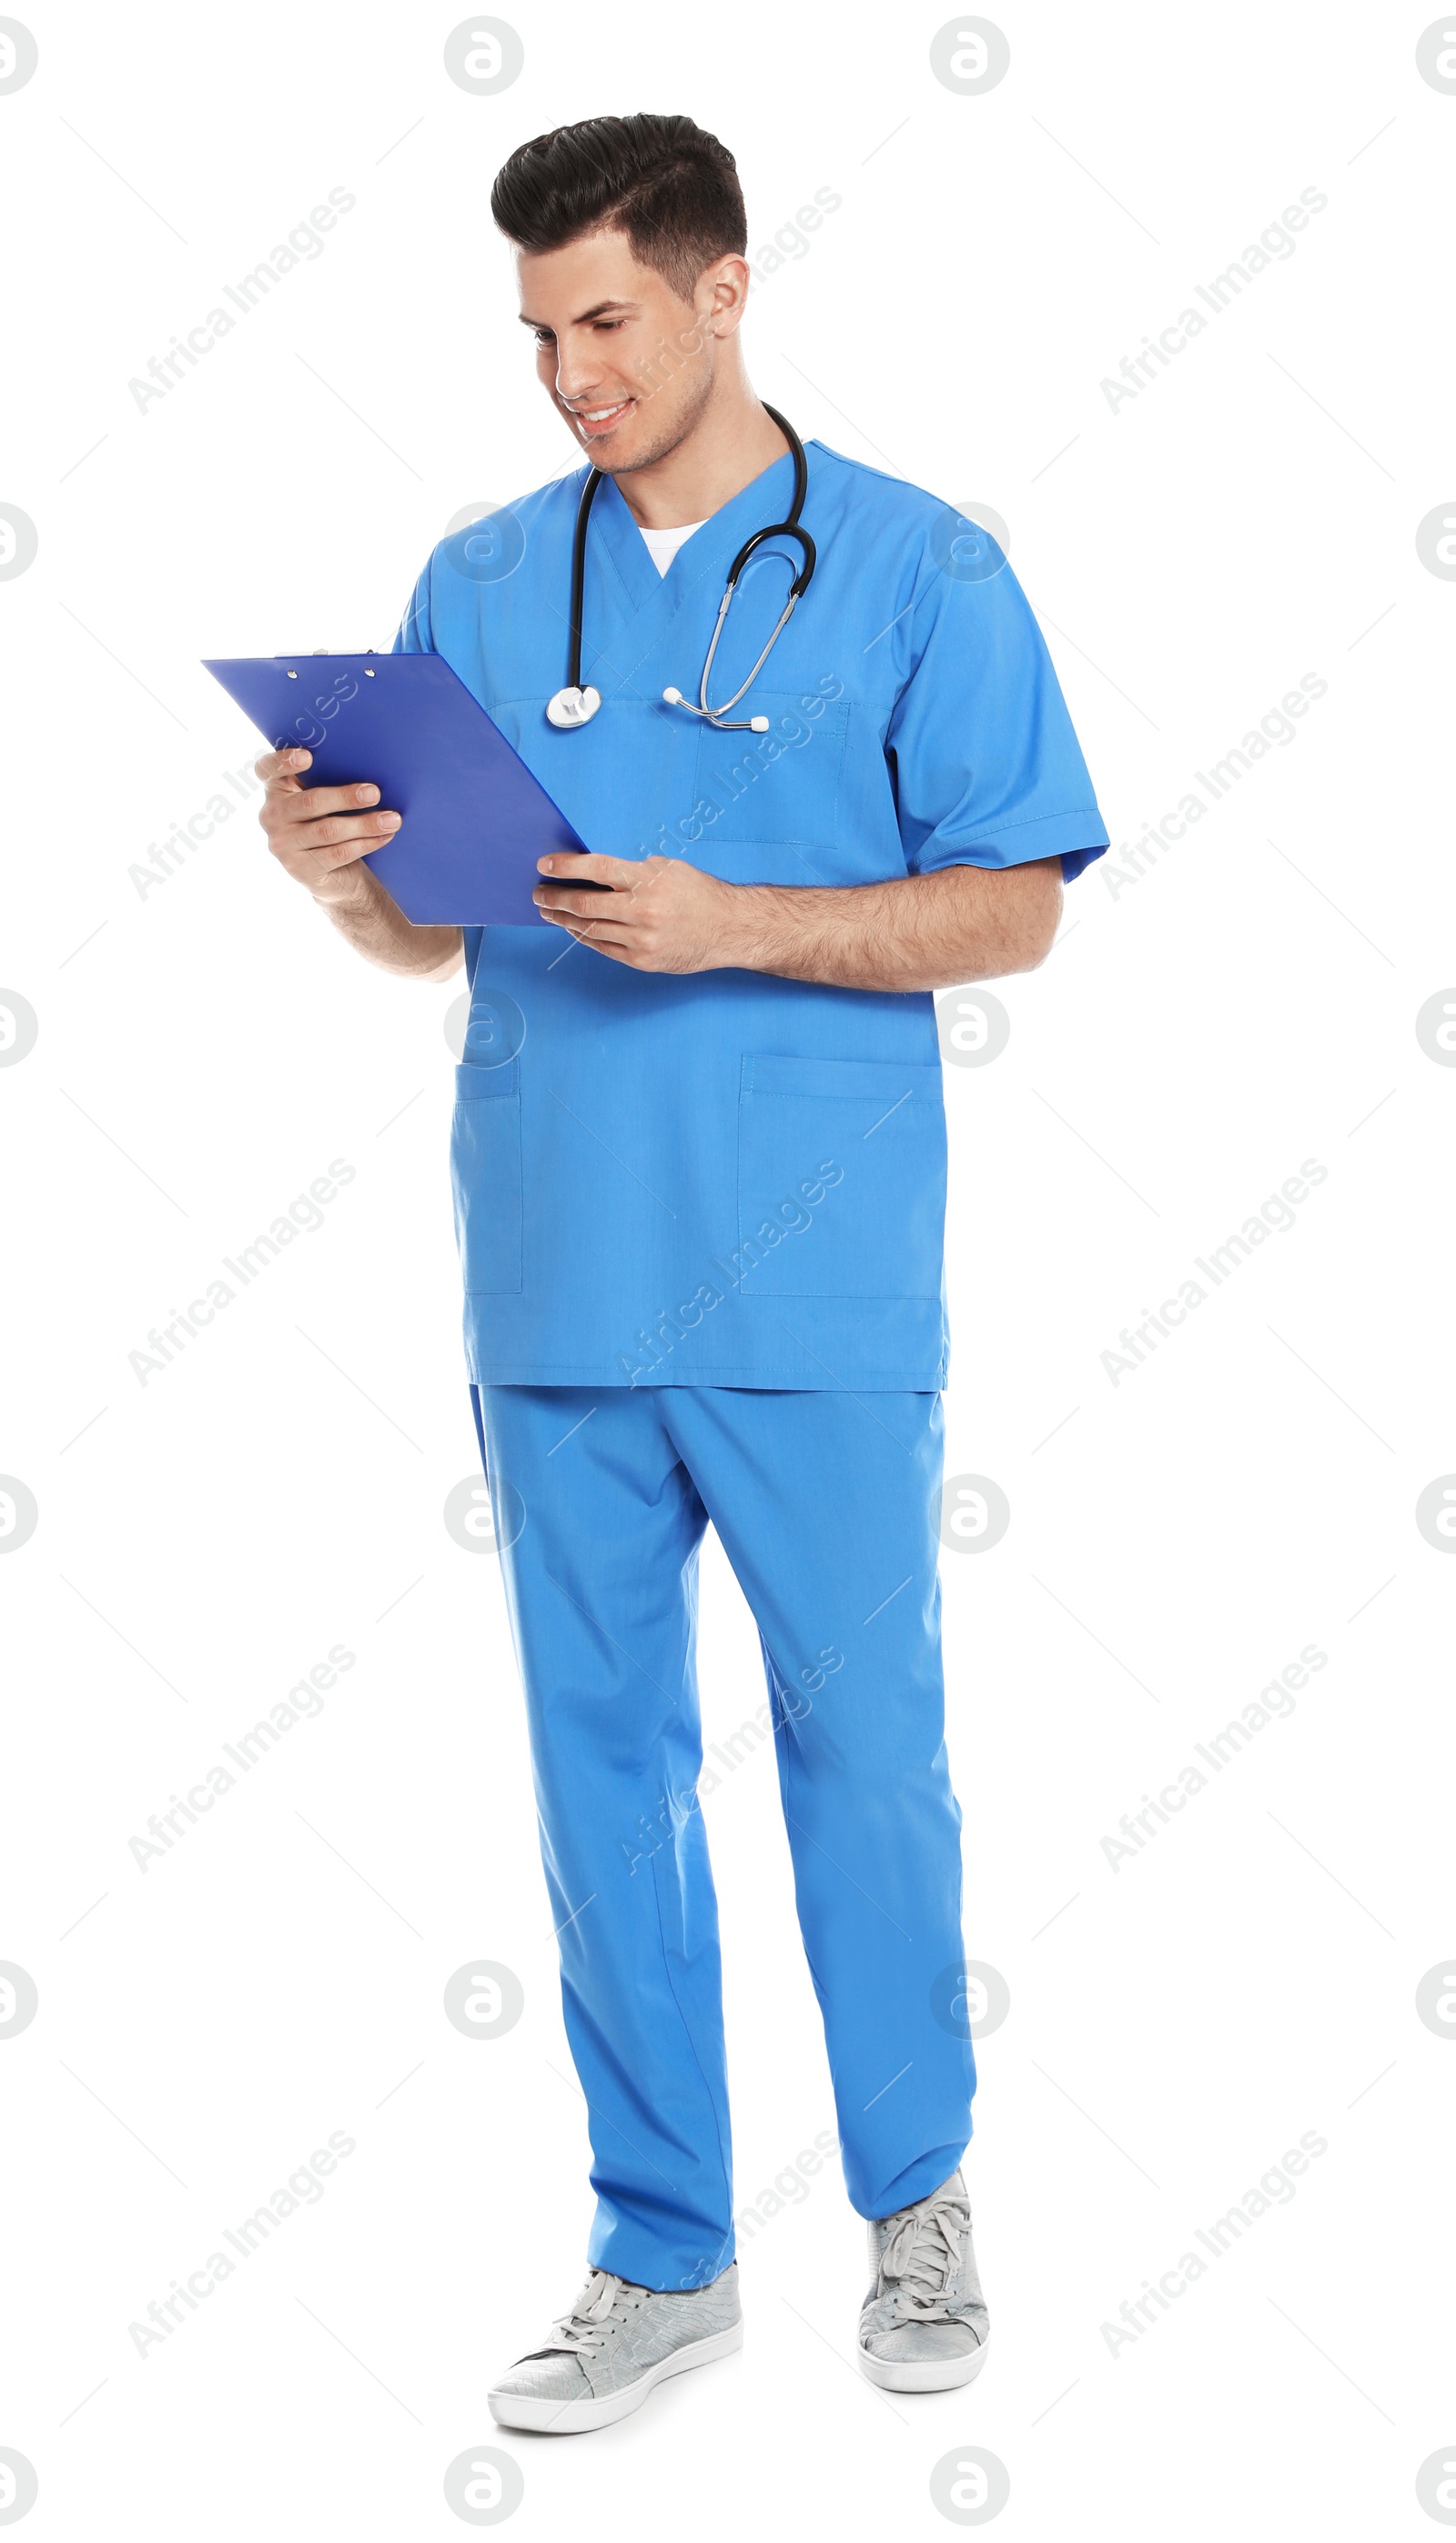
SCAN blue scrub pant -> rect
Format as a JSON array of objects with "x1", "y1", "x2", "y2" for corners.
[{"x1": 470, "y1": 1382, "x2": 975, "y2": 2293}]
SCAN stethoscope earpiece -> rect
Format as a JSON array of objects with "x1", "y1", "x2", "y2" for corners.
[
  {"x1": 551, "y1": 406, "x2": 813, "y2": 735},
  {"x1": 663, "y1": 685, "x2": 768, "y2": 734}
]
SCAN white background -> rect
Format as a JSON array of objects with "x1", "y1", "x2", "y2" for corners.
[{"x1": 3, "y1": 1, "x2": 1454, "y2": 2534}]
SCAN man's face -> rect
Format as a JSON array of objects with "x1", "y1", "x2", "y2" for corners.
[{"x1": 517, "y1": 228, "x2": 729, "y2": 475}]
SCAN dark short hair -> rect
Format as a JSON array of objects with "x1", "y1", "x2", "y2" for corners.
[{"x1": 490, "y1": 114, "x2": 746, "y2": 299}]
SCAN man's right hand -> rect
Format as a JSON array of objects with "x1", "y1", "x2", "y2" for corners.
[
  {"x1": 256, "y1": 747, "x2": 400, "y2": 905},
  {"x1": 254, "y1": 745, "x2": 461, "y2": 979}
]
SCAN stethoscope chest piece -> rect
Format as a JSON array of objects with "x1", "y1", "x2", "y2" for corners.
[{"x1": 546, "y1": 684, "x2": 601, "y2": 730}]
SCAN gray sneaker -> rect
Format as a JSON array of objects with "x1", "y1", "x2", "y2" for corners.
[
  {"x1": 488, "y1": 2262, "x2": 743, "y2": 2434},
  {"x1": 858, "y1": 2169, "x2": 989, "y2": 2391}
]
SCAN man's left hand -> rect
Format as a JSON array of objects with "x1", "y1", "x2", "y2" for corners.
[
  {"x1": 534, "y1": 853, "x2": 736, "y2": 972},
  {"x1": 532, "y1": 848, "x2": 1062, "y2": 993}
]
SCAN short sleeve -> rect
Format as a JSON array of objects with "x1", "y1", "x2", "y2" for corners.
[
  {"x1": 391, "y1": 560, "x2": 435, "y2": 656},
  {"x1": 887, "y1": 540, "x2": 1109, "y2": 885}
]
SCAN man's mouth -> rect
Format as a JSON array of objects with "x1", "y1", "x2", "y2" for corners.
[{"x1": 567, "y1": 399, "x2": 633, "y2": 439}]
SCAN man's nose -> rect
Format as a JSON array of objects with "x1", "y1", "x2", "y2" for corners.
[{"x1": 553, "y1": 340, "x2": 602, "y2": 405}]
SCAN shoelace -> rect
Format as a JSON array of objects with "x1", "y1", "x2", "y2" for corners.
[
  {"x1": 543, "y1": 2268, "x2": 644, "y2": 2356},
  {"x1": 878, "y1": 2186, "x2": 971, "y2": 2320}
]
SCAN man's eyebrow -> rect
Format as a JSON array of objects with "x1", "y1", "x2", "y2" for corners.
[{"x1": 518, "y1": 299, "x2": 641, "y2": 329}]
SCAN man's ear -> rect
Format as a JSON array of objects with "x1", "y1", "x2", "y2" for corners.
[{"x1": 699, "y1": 254, "x2": 752, "y2": 338}]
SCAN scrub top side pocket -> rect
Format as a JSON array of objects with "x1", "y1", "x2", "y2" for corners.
[
  {"x1": 735, "y1": 1054, "x2": 945, "y2": 1300},
  {"x1": 450, "y1": 1059, "x2": 522, "y2": 1294}
]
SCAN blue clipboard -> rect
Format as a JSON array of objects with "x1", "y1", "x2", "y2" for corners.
[{"x1": 202, "y1": 651, "x2": 592, "y2": 925}]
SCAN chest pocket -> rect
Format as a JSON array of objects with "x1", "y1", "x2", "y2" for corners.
[{"x1": 693, "y1": 691, "x2": 847, "y2": 853}]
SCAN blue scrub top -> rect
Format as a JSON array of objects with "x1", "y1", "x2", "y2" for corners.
[{"x1": 394, "y1": 440, "x2": 1107, "y2": 1390}]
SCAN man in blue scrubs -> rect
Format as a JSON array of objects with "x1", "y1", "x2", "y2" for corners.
[{"x1": 258, "y1": 113, "x2": 1107, "y2": 2432}]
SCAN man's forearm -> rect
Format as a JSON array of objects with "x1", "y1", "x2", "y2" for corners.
[
  {"x1": 713, "y1": 859, "x2": 1063, "y2": 993},
  {"x1": 317, "y1": 866, "x2": 464, "y2": 980}
]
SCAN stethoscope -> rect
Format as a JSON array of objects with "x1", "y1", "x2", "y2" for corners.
[{"x1": 545, "y1": 404, "x2": 815, "y2": 734}]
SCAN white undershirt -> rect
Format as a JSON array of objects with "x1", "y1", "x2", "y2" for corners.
[{"x1": 638, "y1": 519, "x2": 706, "y2": 576}]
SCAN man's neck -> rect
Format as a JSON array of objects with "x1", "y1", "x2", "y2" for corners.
[{"x1": 612, "y1": 383, "x2": 788, "y2": 532}]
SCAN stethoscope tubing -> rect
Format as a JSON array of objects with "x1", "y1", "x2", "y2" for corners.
[{"x1": 558, "y1": 405, "x2": 813, "y2": 729}]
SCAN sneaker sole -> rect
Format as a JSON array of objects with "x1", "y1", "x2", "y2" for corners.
[
  {"x1": 858, "y1": 2335, "x2": 989, "y2": 2393},
  {"x1": 488, "y1": 2320, "x2": 743, "y2": 2435}
]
